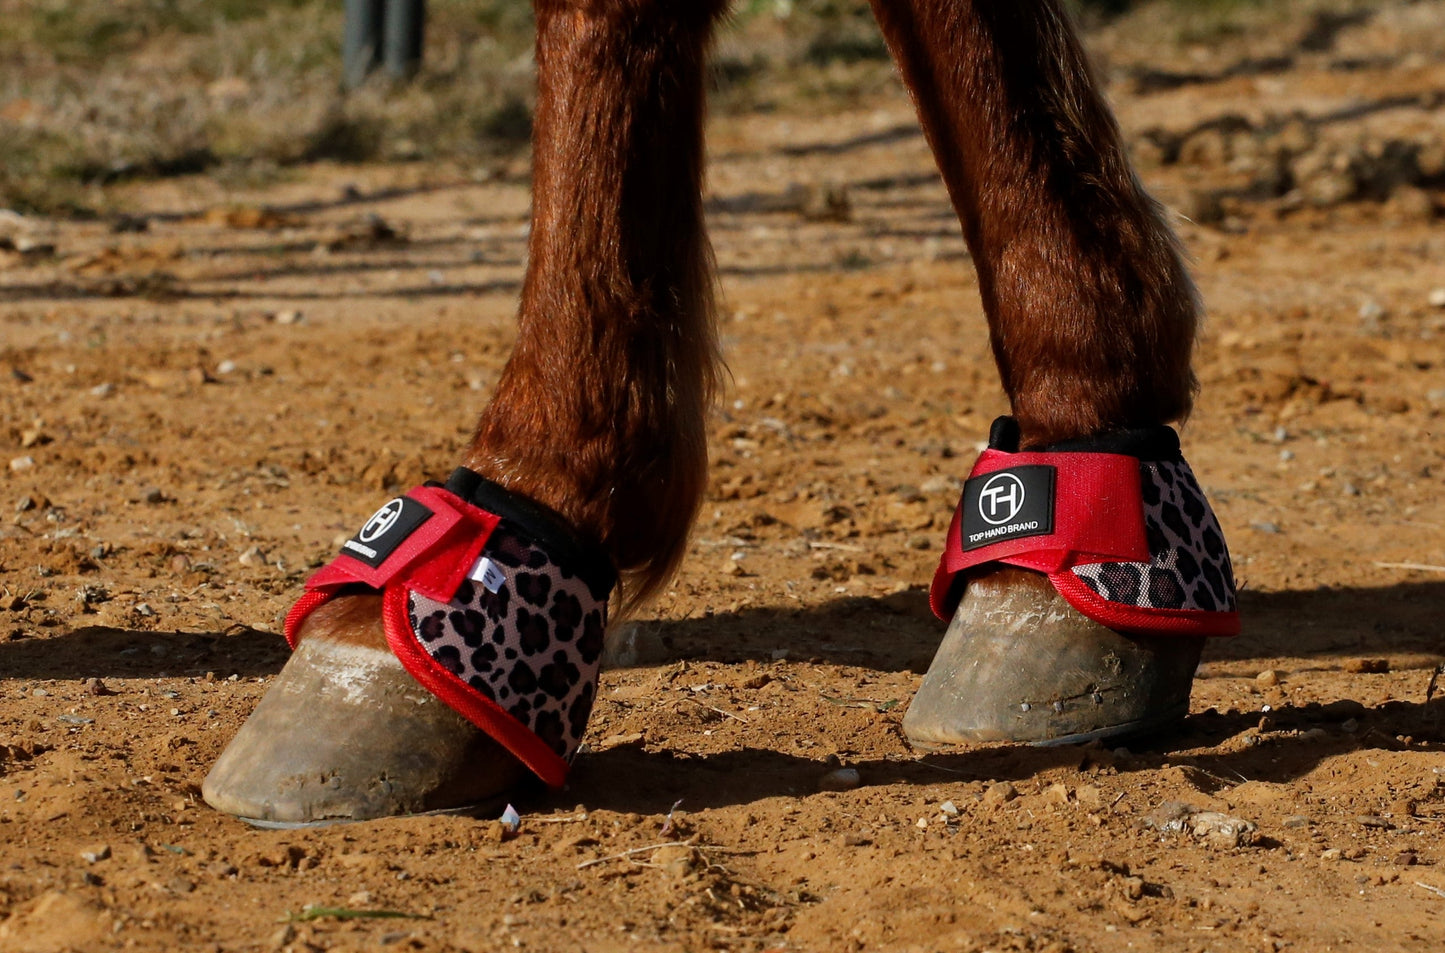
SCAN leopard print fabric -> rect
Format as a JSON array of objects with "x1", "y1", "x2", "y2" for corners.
[
  {"x1": 405, "y1": 526, "x2": 607, "y2": 761},
  {"x1": 1071, "y1": 460, "x2": 1236, "y2": 614}
]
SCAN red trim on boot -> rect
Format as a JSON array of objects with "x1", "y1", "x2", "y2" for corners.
[{"x1": 1049, "y1": 571, "x2": 1240, "y2": 638}]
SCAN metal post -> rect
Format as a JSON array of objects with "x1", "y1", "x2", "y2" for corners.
[
  {"x1": 382, "y1": 0, "x2": 427, "y2": 81},
  {"x1": 343, "y1": 0, "x2": 385, "y2": 90}
]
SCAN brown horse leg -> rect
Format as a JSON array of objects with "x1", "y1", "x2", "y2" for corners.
[
  {"x1": 868, "y1": 0, "x2": 1212, "y2": 744},
  {"x1": 204, "y1": 0, "x2": 727, "y2": 824}
]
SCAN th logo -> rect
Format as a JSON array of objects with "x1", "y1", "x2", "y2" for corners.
[
  {"x1": 977, "y1": 473, "x2": 1026, "y2": 525},
  {"x1": 359, "y1": 499, "x2": 405, "y2": 543}
]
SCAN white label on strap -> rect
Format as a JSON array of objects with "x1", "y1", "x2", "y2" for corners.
[{"x1": 468, "y1": 556, "x2": 507, "y2": 594}]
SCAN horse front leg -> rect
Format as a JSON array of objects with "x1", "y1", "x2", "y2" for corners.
[
  {"x1": 204, "y1": 0, "x2": 727, "y2": 825},
  {"x1": 869, "y1": 0, "x2": 1238, "y2": 744}
]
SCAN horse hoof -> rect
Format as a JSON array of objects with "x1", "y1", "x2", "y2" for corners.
[
  {"x1": 202, "y1": 625, "x2": 526, "y2": 828},
  {"x1": 903, "y1": 567, "x2": 1203, "y2": 747}
]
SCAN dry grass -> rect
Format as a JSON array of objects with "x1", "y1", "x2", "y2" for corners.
[{"x1": 0, "y1": 0, "x2": 1380, "y2": 215}]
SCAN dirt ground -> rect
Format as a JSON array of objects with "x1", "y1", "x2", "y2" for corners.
[{"x1": 3, "y1": 7, "x2": 1445, "y2": 953}]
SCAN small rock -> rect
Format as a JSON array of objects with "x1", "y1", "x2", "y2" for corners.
[
  {"x1": 719, "y1": 558, "x2": 744, "y2": 577},
  {"x1": 1390, "y1": 799, "x2": 1417, "y2": 818},
  {"x1": 1385, "y1": 185, "x2": 1435, "y2": 223},
  {"x1": 1358, "y1": 299, "x2": 1387, "y2": 323},
  {"x1": 1355, "y1": 815, "x2": 1393, "y2": 829},
  {"x1": 142, "y1": 488, "x2": 168, "y2": 505},
  {"x1": 9, "y1": 456, "x2": 35, "y2": 473},
  {"x1": 1429, "y1": 288, "x2": 1445, "y2": 309},
  {"x1": 1395, "y1": 851, "x2": 1418, "y2": 866},
  {"x1": 1146, "y1": 802, "x2": 1257, "y2": 848},
  {"x1": 1256, "y1": 669, "x2": 1280, "y2": 687},
  {"x1": 83, "y1": 677, "x2": 115, "y2": 696},
  {"x1": 134, "y1": 603, "x2": 155, "y2": 618},
  {"x1": 1044, "y1": 783, "x2": 1072, "y2": 805},
  {"x1": 216, "y1": 359, "x2": 238, "y2": 375},
  {"x1": 1344, "y1": 658, "x2": 1388, "y2": 674},
  {"x1": 841, "y1": 832, "x2": 871, "y2": 847},
  {"x1": 939, "y1": 800, "x2": 959, "y2": 817},
  {"x1": 80, "y1": 845, "x2": 111, "y2": 863},
  {"x1": 269, "y1": 924, "x2": 296, "y2": 949},
  {"x1": 273, "y1": 309, "x2": 304, "y2": 326},
  {"x1": 89, "y1": 382, "x2": 115, "y2": 398},
  {"x1": 1321, "y1": 848, "x2": 1343, "y2": 861},
  {"x1": 983, "y1": 781, "x2": 1018, "y2": 806},
  {"x1": 19, "y1": 428, "x2": 49, "y2": 449},
  {"x1": 1283, "y1": 815, "x2": 1310, "y2": 829},
  {"x1": 237, "y1": 546, "x2": 267, "y2": 568},
  {"x1": 818, "y1": 767, "x2": 861, "y2": 792}
]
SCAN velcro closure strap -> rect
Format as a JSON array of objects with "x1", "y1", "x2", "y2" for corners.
[
  {"x1": 303, "y1": 484, "x2": 501, "y2": 605},
  {"x1": 930, "y1": 449, "x2": 1150, "y2": 619}
]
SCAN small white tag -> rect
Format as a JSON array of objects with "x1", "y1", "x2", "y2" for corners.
[{"x1": 468, "y1": 556, "x2": 507, "y2": 594}]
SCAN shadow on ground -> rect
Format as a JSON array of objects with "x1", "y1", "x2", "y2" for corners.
[
  {"x1": 549, "y1": 692, "x2": 1445, "y2": 815},
  {"x1": 4, "y1": 581, "x2": 1441, "y2": 683}
]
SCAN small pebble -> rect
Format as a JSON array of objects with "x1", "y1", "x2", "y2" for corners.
[
  {"x1": 1256, "y1": 669, "x2": 1280, "y2": 686},
  {"x1": 9, "y1": 456, "x2": 35, "y2": 473},
  {"x1": 1344, "y1": 658, "x2": 1388, "y2": 674},
  {"x1": 1355, "y1": 815, "x2": 1392, "y2": 829},
  {"x1": 1321, "y1": 848, "x2": 1343, "y2": 862},
  {"x1": 89, "y1": 383, "x2": 115, "y2": 398},
  {"x1": 1429, "y1": 288, "x2": 1445, "y2": 308},
  {"x1": 1395, "y1": 851, "x2": 1418, "y2": 866},
  {"x1": 841, "y1": 833, "x2": 871, "y2": 847},
  {"x1": 939, "y1": 800, "x2": 959, "y2": 817},
  {"x1": 237, "y1": 546, "x2": 267, "y2": 568},
  {"x1": 983, "y1": 781, "x2": 1018, "y2": 806},
  {"x1": 273, "y1": 309, "x2": 304, "y2": 325},
  {"x1": 818, "y1": 767, "x2": 861, "y2": 792},
  {"x1": 81, "y1": 845, "x2": 111, "y2": 863},
  {"x1": 1283, "y1": 815, "x2": 1310, "y2": 829}
]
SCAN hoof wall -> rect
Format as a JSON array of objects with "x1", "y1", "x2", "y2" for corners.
[
  {"x1": 904, "y1": 568, "x2": 1202, "y2": 747},
  {"x1": 203, "y1": 635, "x2": 526, "y2": 826}
]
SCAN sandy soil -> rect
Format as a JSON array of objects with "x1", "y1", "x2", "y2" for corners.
[{"x1": 2, "y1": 8, "x2": 1445, "y2": 952}]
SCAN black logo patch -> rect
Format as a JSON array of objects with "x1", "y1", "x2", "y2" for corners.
[
  {"x1": 961, "y1": 465, "x2": 1055, "y2": 551},
  {"x1": 341, "y1": 497, "x2": 433, "y2": 568}
]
